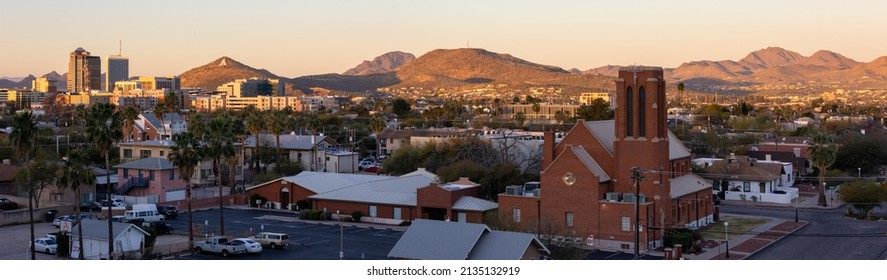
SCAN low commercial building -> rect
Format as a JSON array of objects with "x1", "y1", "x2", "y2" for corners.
[{"x1": 388, "y1": 219, "x2": 549, "y2": 260}]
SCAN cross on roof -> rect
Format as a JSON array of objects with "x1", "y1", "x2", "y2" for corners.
[{"x1": 628, "y1": 65, "x2": 642, "y2": 84}]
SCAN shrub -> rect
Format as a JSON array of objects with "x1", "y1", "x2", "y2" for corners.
[
  {"x1": 248, "y1": 194, "x2": 266, "y2": 208},
  {"x1": 398, "y1": 220, "x2": 412, "y2": 226},
  {"x1": 296, "y1": 200, "x2": 311, "y2": 211},
  {"x1": 663, "y1": 229, "x2": 694, "y2": 249},
  {"x1": 338, "y1": 216, "x2": 354, "y2": 222},
  {"x1": 351, "y1": 211, "x2": 363, "y2": 222},
  {"x1": 298, "y1": 210, "x2": 310, "y2": 220},
  {"x1": 308, "y1": 210, "x2": 322, "y2": 220}
]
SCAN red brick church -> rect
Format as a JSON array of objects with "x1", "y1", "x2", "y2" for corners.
[{"x1": 498, "y1": 67, "x2": 714, "y2": 252}]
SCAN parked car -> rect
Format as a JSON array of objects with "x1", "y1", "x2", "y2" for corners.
[
  {"x1": 141, "y1": 221, "x2": 174, "y2": 235},
  {"x1": 0, "y1": 198, "x2": 18, "y2": 210},
  {"x1": 231, "y1": 238, "x2": 263, "y2": 254},
  {"x1": 157, "y1": 205, "x2": 178, "y2": 219},
  {"x1": 79, "y1": 201, "x2": 102, "y2": 211},
  {"x1": 364, "y1": 166, "x2": 384, "y2": 174},
  {"x1": 110, "y1": 215, "x2": 126, "y2": 223},
  {"x1": 108, "y1": 198, "x2": 127, "y2": 207},
  {"x1": 194, "y1": 237, "x2": 247, "y2": 257},
  {"x1": 358, "y1": 158, "x2": 376, "y2": 170},
  {"x1": 31, "y1": 238, "x2": 58, "y2": 254},
  {"x1": 95, "y1": 200, "x2": 110, "y2": 207},
  {"x1": 252, "y1": 232, "x2": 289, "y2": 249},
  {"x1": 52, "y1": 214, "x2": 96, "y2": 228}
]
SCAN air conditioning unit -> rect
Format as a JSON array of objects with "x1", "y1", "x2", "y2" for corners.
[
  {"x1": 623, "y1": 193, "x2": 636, "y2": 203},
  {"x1": 638, "y1": 194, "x2": 646, "y2": 204},
  {"x1": 605, "y1": 192, "x2": 620, "y2": 202},
  {"x1": 506, "y1": 185, "x2": 523, "y2": 196}
]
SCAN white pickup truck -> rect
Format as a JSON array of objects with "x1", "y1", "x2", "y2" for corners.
[{"x1": 194, "y1": 237, "x2": 247, "y2": 257}]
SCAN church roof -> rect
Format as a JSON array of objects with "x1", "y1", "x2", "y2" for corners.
[
  {"x1": 583, "y1": 120, "x2": 691, "y2": 160},
  {"x1": 570, "y1": 146, "x2": 611, "y2": 182}
]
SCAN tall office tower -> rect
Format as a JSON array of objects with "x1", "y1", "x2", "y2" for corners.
[
  {"x1": 67, "y1": 47, "x2": 101, "y2": 93},
  {"x1": 105, "y1": 56, "x2": 129, "y2": 92}
]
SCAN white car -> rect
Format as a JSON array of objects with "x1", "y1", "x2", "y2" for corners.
[
  {"x1": 31, "y1": 238, "x2": 58, "y2": 254},
  {"x1": 230, "y1": 238, "x2": 263, "y2": 254},
  {"x1": 109, "y1": 198, "x2": 127, "y2": 207},
  {"x1": 358, "y1": 159, "x2": 376, "y2": 170}
]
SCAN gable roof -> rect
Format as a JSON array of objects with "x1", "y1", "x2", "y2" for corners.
[
  {"x1": 670, "y1": 173, "x2": 713, "y2": 199},
  {"x1": 582, "y1": 120, "x2": 691, "y2": 160},
  {"x1": 401, "y1": 168, "x2": 439, "y2": 182},
  {"x1": 388, "y1": 219, "x2": 489, "y2": 260},
  {"x1": 700, "y1": 155, "x2": 782, "y2": 182},
  {"x1": 141, "y1": 113, "x2": 183, "y2": 130},
  {"x1": 243, "y1": 134, "x2": 332, "y2": 150},
  {"x1": 570, "y1": 146, "x2": 611, "y2": 182},
  {"x1": 113, "y1": 157, "x2": 174, "y2": 170},
  {"x1": 469, "y1": 230, "x2": 549, "y2": 260},
  {"x1": 308, "y1": 174, "x2": 435, "y2": 206},
  {"x1": 388, "y1": 219, "x2": 549, "y2": 260},
  {"x1": 72, "y1": 219, "x2": 150, "y2": 241},
  {"x1": 247, "y1": 171, "x2": 389, "y2": 194},
  {"x1": 452, "y1": 196, "x2": 498, "y2": 212}
]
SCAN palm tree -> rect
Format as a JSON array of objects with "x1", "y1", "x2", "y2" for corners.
[
  {"x1": 809, "y1": 130, "x2": 837, "y2": 207},
  {"x1": 121, "y1": 106, "x2": 140, "y2": 142},
  {"x1": 152, "y1": 102, "x2": 167, "y2": 140},
  {"x1": 244, "y1": 106, "x2": 264, "y2": 170},
  {"x1": 370, "y1": 114, "x2": 387, "y2": 159},
  {"x1": 85, "y1": 103, "x2": 123, "y2": 259},
  {"x1": 267, "y1": 109, "x2": 288, "y2": 161},
  {"x1": 169, "y1": 132, "x2": 203, "y2": 252},
  {"x1": 186, "y1": 111, "x2": 206, "y2": 140},
  {"x1": 205, "y1": 115, "x2": 235, "y2": 235},
  {"x1": 57, "y1": 148, "x2": 95, "y2": 260},
  {"x1": 10, "y1": 112, "x2": 39, "y2": 260}
]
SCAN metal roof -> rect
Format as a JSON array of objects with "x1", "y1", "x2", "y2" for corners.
[
  {"x1": 401, "y1": 168, "x2": 439, "y2": 182},
  {"x1": 308, "y1": 175, "x2": 434, "y2": 206},
  {"x1": 119, "y1": 140, "x2": 174, "y2": 147},
  {"x1": 243, "y1": 134, "x2": 331, "y2": 150},
  {"x1": 469, "y1": 231, "x2": 550, "y2": 260},
  {"x1": 670, "y1": 173, "x2": 713, "y2": 199},
  {"x1": 571, "y1": 146, "x2": 611, "y2": 182},
  {"x1": 71, "y1": 219, "x2": 150, "y2": 241},
  {"x1": 452, "y1": 196, "x2": 498, "y2": 212},
  {"x1": 387, "y1": 219, "x2": 489, "y2": 260},
  {"x1": 141, "y1": 113, "x2": 183, "y2": 131},
  {"x1": 113, "y1": 157, "x2": 174, "y2": 170},
  {"x1": 246, "y1": 171, "x2": 390, "y2": 194},
  {"x1": 582, "y1": 120, "x2": 691, "y2": 160}
]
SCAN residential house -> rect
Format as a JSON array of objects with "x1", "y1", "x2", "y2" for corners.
[
  {"x1": 378, "y1": 128, "x2": 479, "y2": 158},
  {"x1": 118, "y1": 140, "x2": 239, "y2": 189},
  {"x1": 71, "y1": 219, "x2": 151, "y2": 260},
  {"x1": 122, "y1": 113, "x2": 187, "y2": 142},
  {"x1": 113, "y1": 157, "x2": 185, "y2": 202},
  {"x1": 243, "y1": 134, "x2": 337, "y2": 172},
  {"x1": 696, "y1": 155, "x2": 799, "y2": 204},
  {"x1": 387, "y1": 219, "x2": 549, "y2": 260}
]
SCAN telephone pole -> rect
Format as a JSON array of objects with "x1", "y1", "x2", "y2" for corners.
[{"x1": 631, "y1": 167, "x2": 644, "y2": 260}]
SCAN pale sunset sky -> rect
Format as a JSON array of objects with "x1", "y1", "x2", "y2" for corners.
[{"x1": 2, "y1": 0, "x2": 886, "y2": 78}]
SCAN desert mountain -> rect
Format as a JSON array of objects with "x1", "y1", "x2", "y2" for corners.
[
  {"x1": 738, "y1": 47, "x2": 804, "y2": 68},
  {"x1": 798, "y1": 50, "x2": 860, "y2": 69},
  {"x1": 180, "y1": 56, "x2": 279, "y2": 90},
  {"x1": 343, "y1": 51, "x2": 415, "y2": 75},
  {"x1": 0, "y1": 75, "x2": 36, "y2": 89}
]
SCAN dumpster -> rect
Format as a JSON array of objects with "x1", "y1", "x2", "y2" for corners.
[{"x1": 45, "y1": 210, "x2": 58, "y2": 222}]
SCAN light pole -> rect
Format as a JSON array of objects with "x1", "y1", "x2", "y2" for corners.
[
  {"x1": 338, "y1": 210, "x2": 343, "y2": 260},
  {"x1": 858, "y1": 167, "x2": 861, "y2": 178},
  {"x1": 724, "y1": 221, "x2": 730, "y2": 259}
]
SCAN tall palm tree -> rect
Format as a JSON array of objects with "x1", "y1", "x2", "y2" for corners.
[
  {"x1": 152, "y1": 102, "x2": 167, "y2": 140},
  {"x1": 169, "y1": 132, "x2": 203, "y2": 252},
  {"x1": 244, "y1": 106, "x2": 264, "y2": 170},
  {"x1": 809, "y1": 130, "x2": 837, "y2": 207},
  {"x1": 267, "y1": 109, "x2": 288, "y2": 161},
  {"x1": 10, "y1": 112, "x2": 38, "y2": 260},
  {"x1": 121, "y1": 106, "x2": 140, "y2": 142},
  {"x1": 57, "y1": 148, "x2": 95, "y2": 260},
  {"x1": 186, "y1": 111, "x2": 206, "y2": 140},
  {"x1": 205, "y1": 115, "x2": 235, "y2": 235},
  {"x1": 85, "y1": 103, "x2": 123, "y2": 259},
  {"x1": 370, "y1": 114, "x2": 387, "y2": 159}
]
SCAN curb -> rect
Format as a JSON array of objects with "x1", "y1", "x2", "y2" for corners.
[{"x1": 739, "y1": 221, "x2": 809, "y2": 260}]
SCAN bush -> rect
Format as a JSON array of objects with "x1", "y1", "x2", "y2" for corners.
[
  {"x1": 351, "y1": 211, "x2": 363, "y2": 222},
  {"x1": 663, "y1": 229, "x2": 695, "y2": 249},
  {"x1": 248, "y1": 194, "x2": 266, "y2": 208},
  {"x1": 308, "y1": 210, "x2": 322, "y2": 220},
  {"x1": 299, "y1": 210, "x2": 310, "y2": 220},
  {"x1": 338, "y1": 216, "x2": 354, "y2": 222},
  {"x1": 398, "y1": 220, "x2": 412, "y2": 226},
  {"x1": 296, "y1": 200, "x2": 311, "y2": 211}
]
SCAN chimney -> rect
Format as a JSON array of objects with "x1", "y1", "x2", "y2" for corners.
[
  {"x1": 543, "y1": 131, "x2": 555, "y2": 168},
  {"x1": 674, "y1": 244, "x2": 683, "y2": 260},
  {"x1": 311, "y1": 135, "x2": 316, "y2": 145},
  {"x1": 663, "y1": 247, "x2": 674, "y2": 260}
]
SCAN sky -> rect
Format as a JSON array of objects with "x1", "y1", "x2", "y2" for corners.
[{"x1": 3, "y1": 0, "x2": 887, "y2": 78}]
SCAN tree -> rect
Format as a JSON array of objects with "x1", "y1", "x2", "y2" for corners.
[
  {"x1": 10, "y1": 111, "x2": 39, "y2": 260},
  {"x1": 513, "y1": 112, "x2": 526, "y2": 127},
  {"x1": 838, "y1": 181, "x2": 887, "y2": 219},
  {"x1": 14, "y1": 156, "x2": 59, "y2": 209},
  {"x1": 531, "y1": 103, "x2": 541, "y2": 118},
  {"x1": 152, "y1": 102, "x2": 167, "y2": 140},
  {"x1": 575, "y1": 98, "x2": 614, "y2": 121},
  {"x1": 382, "y1": 144, "x2": 421, "y2": 175},
  {"x1": 57, "y1": 148, "x2": 95, "y2": 260},
  {"x1": 370, "y1": 114, "x2": 387, "y2": 158},
  {"x1": 391, "y1": 98, "x2": 411, "y2": 118},
  {"x1": 85, "y1": 103, "x2": 123, "y2": 258},
  {"x1": 204, "y1": 115, "x2": 235, "y2": 235},
  {"x1": 808, "y1": 130, "x2": 837, "y2": 207},
  {"x1": 676, "y1": 82, "x2": 685, "y2": 106},
  {"x1": 121, "y1": 106, "x2": 140, "y2": 142},
  {"x1": 168, "y1": 132, "x2": 203, "y2": 253},
  {"x1": 833, "y1": 134, "x2": 887, "y2": 175},
  {"x1": 267, "y1": 110, "x2": 288, "y2": 160}
]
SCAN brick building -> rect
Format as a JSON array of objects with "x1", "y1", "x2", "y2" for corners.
[{"x1": 498, "y1": 67, "x2": 714, "y2": 252}]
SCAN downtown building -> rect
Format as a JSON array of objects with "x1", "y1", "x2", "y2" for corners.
[
  {"x1": 67, "y1": 47, "x2": 101, "y2": 93},
  {"x1": 105, "y1": 55, "x2": 129, "y2": 92}
]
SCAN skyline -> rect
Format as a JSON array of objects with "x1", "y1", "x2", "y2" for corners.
[{"x1": 3, "y1": 0, "x2": 887, "y2": 78}]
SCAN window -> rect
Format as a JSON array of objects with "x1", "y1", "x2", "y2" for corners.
[
  {"x1": 457, "y1": 212, "x2": 467, "y2": 223},
  {"x1": 565, "y1": 212, "x2": 574, "y2": 227},
  {"x1": 393, "y1": 207, "x2": 402, "y2": 220},
  {"x1": 621, "y1": 216, "x2": 631, "y2": 231},
  {"x1": 140, "y1": 150, "x2": 151, "y2": 158},
  {"x1": 123, "y1": 149, "x2": 133, "y2": 159},
  {"x1": 638, "y1": 87, "x2": 646, "y2": 137},
  {"x1": 159, "y1": 151, "x2": 164, "y2": 157},
  {"x1": 743, "y1": 182, "x2": 751, "y2": 192},
  {"x1": 369, "y1": 205, "x2": 377, "y2": 217},
  {"x1": 123, "y1": 168, "x2": 129, "y2": 178},
  {"x1": 513, "y1": 208, "x2": 521, "y2": 223},
  {"x1": 149, "y1": 170, "x2": 155, "y2": 181},
  {"x1": 625, "y1": 87, "x2": 633, "y2": 137},
  {"x1": 168, "y1": 170, "x2": 175, "y2": 181}
]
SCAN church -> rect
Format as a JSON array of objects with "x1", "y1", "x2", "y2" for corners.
[{"x1": 498, "y1": 67, "x2": 715, "y2": 252}]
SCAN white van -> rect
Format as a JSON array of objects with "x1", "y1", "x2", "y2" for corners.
[{"x1": 123, "y1": 204, "x2": 164, "y2": 223}]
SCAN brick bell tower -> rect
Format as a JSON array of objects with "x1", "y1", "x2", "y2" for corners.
[{"x1": 612, "y1": 67, "x2": 671, "y2": 209}]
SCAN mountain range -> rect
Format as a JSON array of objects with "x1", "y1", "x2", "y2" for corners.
[{"x1": 342, "y1": 51, "x2": 415, "y2": 76}]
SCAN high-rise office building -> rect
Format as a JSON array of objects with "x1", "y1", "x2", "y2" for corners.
[
  {"x1": 67, "y1": 47, "x2": 101, "y2": 93},
  {"x1": 105, "y1": 55, "x2": 129, "y2": 92}
]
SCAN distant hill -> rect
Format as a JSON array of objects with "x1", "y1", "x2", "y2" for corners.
[
  {"x1": 343, "y1": 51, "x2": 415, "y2": 75},
  {"x1": 179, "y1": 56, "x2": 280, "y2": 90},
  {"x1": 43, "y1": 71, "x2": 66, "y2": 90},
  {"x1": 289, "y1": 72, "x2": 400, "y2": 93},
  {"x1": 0, "y1": 75, "x2": 35, "y2": 89}
]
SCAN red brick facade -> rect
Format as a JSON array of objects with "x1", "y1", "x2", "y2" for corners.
[
  {"x1": 246, "y1": 179, "x2": 317, "y2": 209},
  {"x1": 499, "y1": 67, "x2": 715, "y2": 252}
]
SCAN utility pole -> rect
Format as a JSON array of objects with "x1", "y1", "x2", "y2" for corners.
[{"x1": 631, "y1": 167, "x2": 644, "y2": 260}]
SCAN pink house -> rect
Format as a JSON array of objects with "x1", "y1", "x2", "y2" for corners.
[{"x1": 113, "y1": 157, "x2": 186, "y2": 202}]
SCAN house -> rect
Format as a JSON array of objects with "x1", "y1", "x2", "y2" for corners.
[
  {"x1": 387, "y1": 219, "x2": 549, "y2": 260},
  {"x1": 70, "y1": 219, "x2": 151, "y2": 260},
  {"x1": 696, "y1": 155, "x2": 799, "y2": 204},
  {"x1": 246, "y1": 171, "x2": 392, "y2": 210},
  {"x1": 118, "y1": 140, "x2": 225, "y2": 188},
  {"x1": 749, "y1": 137, "x2": 812, "y2": 176},
  {"x1": 113, "y1": 157, "x2": 185, "y2": 202},
  {"x1": 122, "y1": 112, "x2": 187, "y2": 142},
  {"x1": 243, "y1": 134, "x2": 338, "y2": 172},
  {"x1": 378, "y1": 128, "x2": 479, "y2": 158},
  {"x1": 497, "y1": 67, "x2": 715, "y2": 253}
]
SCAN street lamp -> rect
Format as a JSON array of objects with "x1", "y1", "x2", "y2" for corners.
[
  {"x1": 858, "y1": 167, "x2": 861, "y2": 178},
  {"x1": 338, "y1": 210, "x2": 343, "y2": 260},
  {"x1": 724, "y1": 221, "x2": 730, "y2": 259}
]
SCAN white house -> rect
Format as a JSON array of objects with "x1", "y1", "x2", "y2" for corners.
[
  {"x1": 70, "y1": 219, "x2": 151, "y2": 260},
  {"x1": 695, "y1": 155, "x2": 799, "y2": 204}
]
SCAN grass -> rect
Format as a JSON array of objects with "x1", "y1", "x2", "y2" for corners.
[{"x1": 698, "y1": 215, "x2": 771, "y2": 241}]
